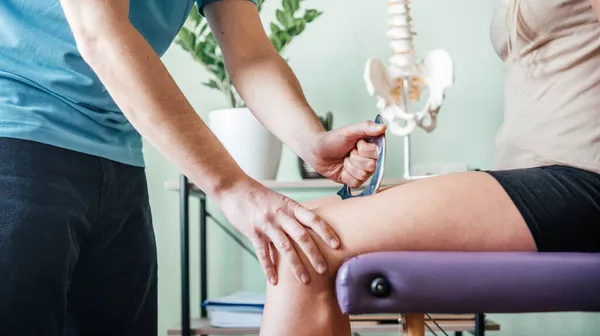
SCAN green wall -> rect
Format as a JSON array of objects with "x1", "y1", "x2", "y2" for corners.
[{"x1": 144, "y1": 0, "x2": 599, "y2": 335}]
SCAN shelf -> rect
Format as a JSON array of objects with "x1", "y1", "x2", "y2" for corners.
[
  {"x1": 165, "y1": 177, "x2": 408, "y2": 195},
  {"x1": 167, "y1": 316, "x2": 500, "y2": 335}
]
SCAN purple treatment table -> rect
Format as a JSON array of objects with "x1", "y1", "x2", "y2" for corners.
[{"x1": 335, "y1": 251, "x2": 600, "y2": 335}]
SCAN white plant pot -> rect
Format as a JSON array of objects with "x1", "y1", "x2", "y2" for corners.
[{"x1": 208, "y1": 107, "x2": 282, "y2": 180}]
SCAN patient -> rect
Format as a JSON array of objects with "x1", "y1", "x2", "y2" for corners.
[{"x1": 259, "y1": 0, "x2": 600, "y2": 335}]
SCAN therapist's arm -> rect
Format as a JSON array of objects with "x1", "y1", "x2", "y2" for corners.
[
  {"x1": 204, "y1": 0, "x2": 327, "y2": 165},
  {"x1": 58, "y1": 0, "x2": 342, "y2": 285},
  {"x1": 59, "y1": 0, "x2": 244, "y2": 200}
]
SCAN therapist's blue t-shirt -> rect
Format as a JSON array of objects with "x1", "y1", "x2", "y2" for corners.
[{"x1": 0, "y1": 0, "x2": 252, "y2": 167}]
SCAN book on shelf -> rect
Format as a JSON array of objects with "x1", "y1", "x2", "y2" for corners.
[
  {"x1": 209, "y1": 310, "x2": 263, "y2": 329},
  {"x1": 202, "y1": 291, "x2": 265, "y2": 328}
]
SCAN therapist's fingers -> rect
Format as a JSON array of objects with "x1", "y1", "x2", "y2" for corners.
[
  {"x1": 293, "y1": 203, "x2": 341, "y2": 250},
  {"x1": 344, "y1": 158, "x2": 369, "y2": 185},
  {"x1": 356, "y1": 139, "x2": 379, "y2": 159},
  {"x1": 250, "y1": 234, "x2": 278, "y2": 285},
  {"x1": 263, "y1": 219, "x2": 310, "y2": 284},
  {"x1": 269, "y1": 242, "x2": 277, "y2": 266},
  {"x1": 278, "y1": 214, "x2": 328, "y2": 276},
  {"x1": 341, "y1": 169, "x2": 362, "y2": 188},
  {"x1": 349, "y1": 149, "x2": 377, "y2": 173}
]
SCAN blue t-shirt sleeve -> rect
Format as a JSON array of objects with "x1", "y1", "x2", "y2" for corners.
[{"x1": 196, "y1": 0, "x2": 258, "y2": 14}]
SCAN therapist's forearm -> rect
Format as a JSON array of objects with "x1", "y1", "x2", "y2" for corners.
[
  {"x1": 228, "y1": 53, "x2": 327, "y2": 165},
  {"x1": 73, "y1": 23, "x2": 248, "y2": 201},
  {"x1": 202, "y1": 0, "x2": 327, "y2": 165}
]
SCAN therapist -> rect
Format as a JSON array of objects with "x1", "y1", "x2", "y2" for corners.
[{"x1": 0, "y1": 0, "x2": 386, "y2": 334}]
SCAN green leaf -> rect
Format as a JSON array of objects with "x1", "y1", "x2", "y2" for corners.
[
  {"x1": 270, "y1": 23, "x2": 281, "y2": 35},
  {"x1": 193, "y1": 42, "x2": 205, "y2": 59},
  {"x1": 176, "y1": 27, "x2": 190, "y2": 41},
  {"x1": 283, "y1": 0, "x2": 293, "y2": 14},
  {"x1": 198, "y1": 22, "x2": 209, "y2": 36},
  {"x1": 174, "y1": 40, "x2": 189, "y2": 53},
  {"x1": 303, "y1": 9, "x2": 321, "y2": 22},
  {"x1": 206, "y1": 64, "x2": 222, "y2": 74},
  {"x1": 189, "y1": 4, "x2": 202, "y2": 24},
  {"x1": 188, "y1": 35, "x2": 197, "y2": 50},
  {"x1": 277, "y1": 29, "x2": 291, "y2": 43},
  {"x1": 283, "y1": 0, "x2": 300, "y2": 14},
  {"x1": 203, "y1": 43, "x2": 217, "y2": 56},
  {"x1": 176, "y1": 0, "x2": 322, "y2": 106},
  {"x1": 270, "y1": 36, "x2": 283, "y2": 51},
  {"x1": 205, "y1": 34, "x2": 218, "y2": 49},
  {"x1": 288, "y1": 20, "x2": 305, "y2": 36},
  {"x1": 176, "y1": 27, "x2": 195, "y2": 52},
  {"x1": 276, "y1": 9, "x2": 293, "y2": 28},
  {"x1": 256, "y1": 0, "x2": 265, "y2": 11},
  {"x1": 194, "y1": 41, "x2": 218, "y2": 66},
  {"x1": 218, "y1": 71, "x2": 228, "y2": 84},
  {"x1": 203, "y1": 50, "x2": 220, "y2": 63},
  {"x1": 290, "y1": 0, "x2": 300, "y2": 12},
  {"x1": 275, "y1": 9, "x2": 287, "y2": 26},
  {"x1": 210, "y1": 60, "x2": 228, "y2": 83},
  {"x1": 203, "y1": 80, "x2": 220, "y2": 90},
  {"x1": 174, "y1": 37, "x2": 190, "y2": 52}
]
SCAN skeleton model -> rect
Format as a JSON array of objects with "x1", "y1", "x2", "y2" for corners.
[{"x1": 365, "y1": 0, "x2": 454, "y2": 179}]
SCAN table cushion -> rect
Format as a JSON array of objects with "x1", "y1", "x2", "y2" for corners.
[{"x1": 336, "y1": 252, "x2": 600, "y2": 315}]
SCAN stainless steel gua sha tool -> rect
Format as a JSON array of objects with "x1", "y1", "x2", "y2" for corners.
[{"x1": 337, "y1": 114, "x2": 387, "y2": 199}]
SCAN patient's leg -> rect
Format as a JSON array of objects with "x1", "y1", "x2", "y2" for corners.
[
  {"x1": 301, "y1": 184, "x2": 400, "y2": 210},
  {"x1": 259, "y1": 172, "x2": 536, "y2": 336},
  {"x1": 301, "y1": 194, "x2": 343, "y2": 210}
]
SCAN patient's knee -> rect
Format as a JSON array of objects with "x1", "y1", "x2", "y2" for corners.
[{"x1": 272, "y1": 231, "x2": 343, "y2": 289}]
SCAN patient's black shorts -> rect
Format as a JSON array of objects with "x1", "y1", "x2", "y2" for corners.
[{"x1": 486, "y1": 165, "x2": 600, "y2": 253}]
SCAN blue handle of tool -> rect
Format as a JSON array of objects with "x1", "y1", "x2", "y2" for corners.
[{"x1": 337, "y1": 114, "x2": 386, "y2": 200}]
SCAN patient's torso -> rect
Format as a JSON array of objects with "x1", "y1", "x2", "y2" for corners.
[{"x1": 490, "y1": 0, "x2": 600, "y2": 173}]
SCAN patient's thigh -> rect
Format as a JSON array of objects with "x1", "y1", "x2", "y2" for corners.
[
  {"x1": 308, "y1": 172, "x2": 536, "y2": 270},
  {"x1": 298, "y1": 172, "x2": 535, "y2": 268},
  {"x1": 301, "y1": 195, "x2": 343, "y2": 210}
]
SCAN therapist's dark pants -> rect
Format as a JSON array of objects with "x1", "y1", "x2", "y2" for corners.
[{"x1": 0, "y1": 137, "x2": 157, "y2": 336}]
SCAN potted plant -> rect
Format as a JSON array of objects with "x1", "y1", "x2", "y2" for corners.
[
  {"x1": 298, "y1": 111, "x2": 332, "y2": 179},
  {"x1": 175, "y1": 0, "x2": 322, "y2": 180}
]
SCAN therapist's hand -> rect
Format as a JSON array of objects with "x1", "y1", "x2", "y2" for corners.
[
  {"x1": 218, "y1": 178, "x2": 341, "y2": 286},
  {"x1": 310, "y1": 120, "x2": 387, "y2": 188}
]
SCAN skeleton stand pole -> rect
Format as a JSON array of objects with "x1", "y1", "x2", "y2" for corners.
[
  {"x1": 400, "y1": 77, "x2": 428, "y2": 181},
  {"x1": 401, "y1": 77, "x2": 414, "y2": 180}
]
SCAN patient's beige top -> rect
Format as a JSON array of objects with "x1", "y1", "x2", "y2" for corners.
[{"x1": 490, "y1": 0, "x2": 600, "y2": 173}]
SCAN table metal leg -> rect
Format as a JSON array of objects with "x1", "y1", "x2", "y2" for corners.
[
  {"x1": 474, "y1": 313, "x2": 485, "y2": 336},
  {"x1": 199, "y1": 192, "x2": 208, "y2": 336},
  {"x1": 199, "y1": 194, "x2": 208, "y2": 317},
  {"x1": 180, "y1": 175, "x2": 190, "y2": 336}
]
